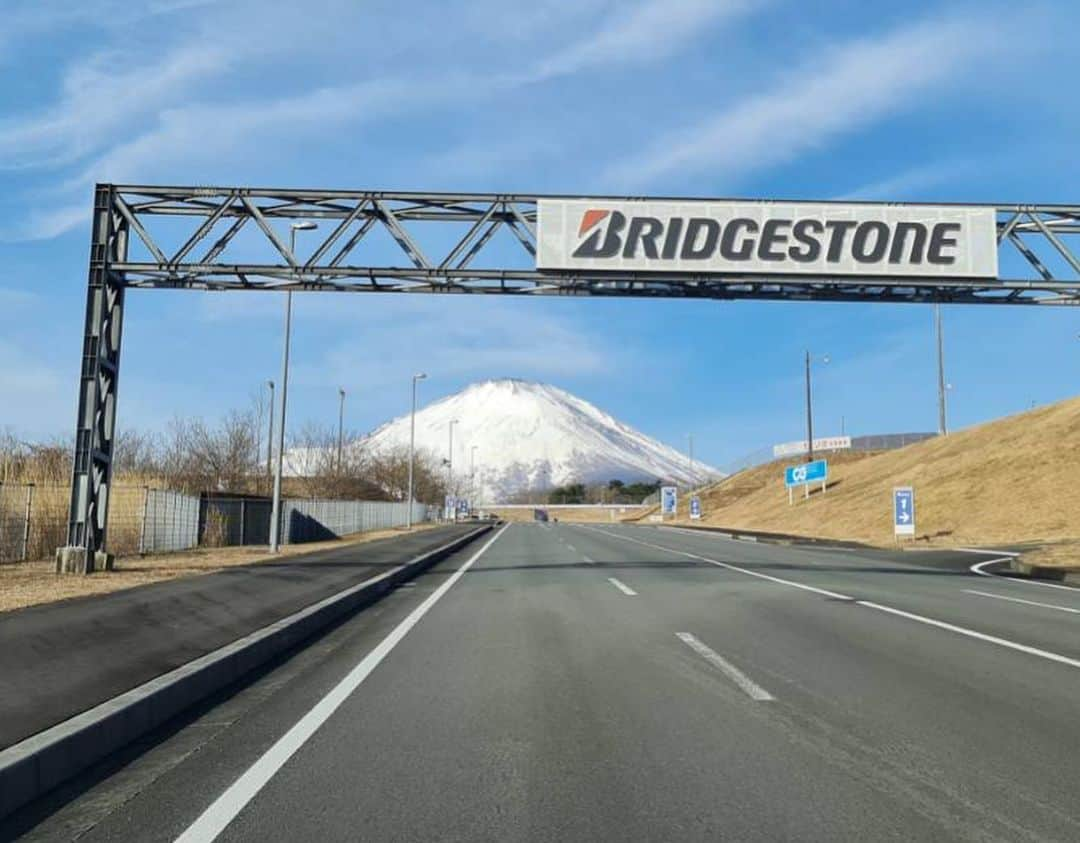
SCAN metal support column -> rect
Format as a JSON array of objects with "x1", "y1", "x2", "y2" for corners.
[{"x1": 59, "y1": 185, "x2": 127, "y2": 574}]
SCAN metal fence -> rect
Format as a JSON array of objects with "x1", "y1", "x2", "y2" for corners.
[{"x1": 0, "y1": 482, "x2": 434, "y2": 564}]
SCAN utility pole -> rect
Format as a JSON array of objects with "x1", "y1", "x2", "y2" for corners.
[
  {"x1": 337, "y1": 387, "x2": 346, "y2": 472},
  {"x1": 805, "y1": 351, "x2": 829, "y2": 463},
  {"x1": 269, "y1": 221, "x2": 317, "y2": 552},
  {"x1": 935, "y1": 304, "x2": 948, "y2": 436},
  {"x1": 406, "y1": 373, "x2": 426, "y2": 529}
]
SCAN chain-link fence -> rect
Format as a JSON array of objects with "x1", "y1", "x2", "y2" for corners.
[{"x1": 0, "y1": 482, "x2": 435, "y2": 564}]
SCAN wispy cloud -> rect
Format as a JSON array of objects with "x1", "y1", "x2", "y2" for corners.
[
  {"x1": 837, "y1": 159, "x2": 980, "y2": 201},
  {"x1": 0, "y1": 43, "x2": 229, "y2": 169},
  {"x1": 531, "y1": 0, "x2": 759, "y2": 80},
  {"x1": 602, "y1": 13, "x2": 1008, "y2": 188}
]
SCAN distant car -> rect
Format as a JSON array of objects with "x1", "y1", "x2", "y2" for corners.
[{"x1": 533, "y1": 509, "x2": 549, "y2": 522}]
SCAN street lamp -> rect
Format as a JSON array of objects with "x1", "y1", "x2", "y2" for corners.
[
  {"x1": 337, "y1": 387, "x2": 346, "y2": 473},
  {"x1": 805, "y1": 351, "x2": 830, "y2": 463},
  {"x1": 269, "y1": 221, "x2": 318, "y2": 552},
  {"x1": 406, "y1": 373, "x2": 427, "y2": 529},
  {"x1": 266, "y1": 379, "x2": 274, "y2": 484},
  {"x1": 447, "y1": 418, "x2": 459, "y2": 521}
]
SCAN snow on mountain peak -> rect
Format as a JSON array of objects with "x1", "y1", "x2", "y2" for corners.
[{"x1": 363, "y1": 379, "x2": 716, "y2": 503}]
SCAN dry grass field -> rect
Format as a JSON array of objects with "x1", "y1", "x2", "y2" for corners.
[
  {"x1": 651, "y1": 396, "x2": 1080, "y2": 567},
  {"x1": 0, "y1": 523, "x2": 439, "y2": 613}
]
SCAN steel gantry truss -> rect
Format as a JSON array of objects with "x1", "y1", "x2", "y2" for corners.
[{"x1": 61, "y1": 184, "x2": 1080, "y2": 569}]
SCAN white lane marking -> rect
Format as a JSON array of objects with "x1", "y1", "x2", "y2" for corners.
[
  {"x1": 956, "y1": 547, "x2": 1021, "y2": 557},
  {"x1": 963, "y1": 589, "x2": 1080, "y2": 615},
  {"x1": 607, "y1": 577, "x2": 637, "y2": 596},
  {"x1": 676, "y1": 633, "x2": 775, "y2": 701},
  {"x1": 585, "y1": 526, "x2": 1080, "y2": 674},
  {"x1": 566, "y1": 543, "x2": 576, "y2": 552},
  {"x1": 583, "y1": 556, "x2": 594, "y2": 564},
  {"x1": 175, "y1": 523, "x2": 511, "y2": 843},
  {"x1": 969, "y1": 557, "x2": 1080, "y2": 592},
  {"x1": 581, "y1": 526, "x2": 852, "y2": 601},
  {"x1": 858, "y1": 601, "x2": 1080, "y2": 670}
]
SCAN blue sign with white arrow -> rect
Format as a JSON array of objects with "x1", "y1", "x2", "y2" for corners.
[
  {"x1": 689, "y1": 495, "x2": 701, "y2": 520},
  {"x1": 784, "y1": 459, "x2": 827, "y2": 488},
  {"x1": 893, "y1": 487, "x2": 915, "y2": 536}
]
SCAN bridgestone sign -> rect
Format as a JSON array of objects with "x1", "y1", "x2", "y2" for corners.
[{"x1": 537, "y1": 199, "x2": 998, "y2": 278}]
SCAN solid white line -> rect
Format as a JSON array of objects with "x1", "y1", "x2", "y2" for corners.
[
  {"x1": 587, "y1": 525, "x2": 1080, "y2": 674},
  {"x1": 956, "y1": 547, "x2": 1021, "y2": 557},
  {"x1": 857, "y1": 601, "x2": 1080, "y2": 670},
  {"x1": 582, "y1": 556, "x2": 594, "y2": 564},
  {"x1": 676, "y1": 633, "x2": 774, "y2": 701},
  {"x1": 963, "y1": 589, "x2": 1080, "y2": 615},
  {"x1": 581, "y1": 525, "x2": 852, "y2": 601},
  {"x1": 607, "y1": 577, "x2": 637, "y2": 596},
  {"x1": 174, "y1": 523, "x2": 511, "y2": 843},
  {"x1": 969, "y1": 557, "x2": 1080, "y2": 592}
]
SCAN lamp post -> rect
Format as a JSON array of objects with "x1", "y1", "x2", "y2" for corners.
[
  {"x1": 447, "y1": 418, "x2": 458, "y2": 521},
  {"x1": 406, "y1": 373, "x2": 426, "y2": 529},
  {"x1": 805, "y1": 350, "x2": 830, "y2": 463},
  {"x1": 337, "y1": 387, "x2": 346, "y2": 473},
  {"x1": 269, "y1": 221, "x2": 317, "y2": 552},
  {"x1": 266, "y1": 379, "x2": 274, "y2": 484}
]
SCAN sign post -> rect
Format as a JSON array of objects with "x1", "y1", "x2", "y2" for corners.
[{"x1": 893, "y1": 487, "x2": 915, "y2": 538}]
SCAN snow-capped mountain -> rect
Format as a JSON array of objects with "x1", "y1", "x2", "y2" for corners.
[{"x1": 361, "y1": 379, "x2": 717, "y2": 503}]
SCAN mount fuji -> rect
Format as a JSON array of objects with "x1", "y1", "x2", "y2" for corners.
[{"x1": 362, "y1": 379, "x2": 716, "y2": 503}]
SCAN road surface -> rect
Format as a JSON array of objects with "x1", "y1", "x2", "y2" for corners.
[{"x1": 9, "y1": 523, "x2": 1080, "y2": 842}]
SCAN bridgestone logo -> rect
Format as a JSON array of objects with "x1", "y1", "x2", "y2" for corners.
[{"x1": 537, "y1": 199, "x2": 998, "y2": 279}]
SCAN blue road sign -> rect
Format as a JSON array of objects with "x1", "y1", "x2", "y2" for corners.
[
  {"x1": 689, "y1": 495, "x2": 702, "y2": 520},
  {"x1": 893, "y1": 487, "x2": 915, "y2": 535},
  {"x1": 660, "y1": 486, "x2": 677, "y2": 516},
  {"x1": 784, "y1": 459, "x2": 827, "y2": 488}
]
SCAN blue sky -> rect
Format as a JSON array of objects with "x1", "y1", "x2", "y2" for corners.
[{"x1": 1, "y1": 0, "x2": 1078, "y2": 468}]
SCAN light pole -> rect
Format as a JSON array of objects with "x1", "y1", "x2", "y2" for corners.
[
  {"x1": 269, "y1": 221, "x2": 317, "y2": 552},
  {"x1": 447, "y1": 418, "x2": 458, "y2": 521},
  {"x1": 935, "y1": 304, "x2": 948, "y2": 436},
  {"x1": 266, "y1": 379, "x2": 274, "y2": 484},
  {"x1": 406, "y1": 372, "x2": 426, "y2": 529},
  {"x1": 337, "y1": 387, "x2": 346, "y2": 473},
  {"x1": 805, "y1": 351, "x2": 830, "y2": 463}
]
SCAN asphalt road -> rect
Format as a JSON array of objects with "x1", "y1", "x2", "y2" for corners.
[{"x1": 9, "y1": 522, "x2": 1080, "y2": 842}]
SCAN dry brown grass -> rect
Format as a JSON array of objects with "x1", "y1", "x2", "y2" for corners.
[
  {"x1": 0, "y1": 523, "x2": 439, "y2": 614},
  {"x1": 662, "y1": 396, "x2": 1080, "y2": 564}
]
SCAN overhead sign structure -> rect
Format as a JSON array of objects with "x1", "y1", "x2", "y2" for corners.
[
  {"x1": 660, "y1": 486, "x2": 678, "y2": 517},
  {"x1": 773, "y1": 436, "x2": 851, "y2": 459},
  {"x1": 893, "y1": 487, "x2": 916, "y2": 537},
  {"x1": 538, "y1": 199, "x2": 998, "y2": 279},
  {"x1": 689, "y1": 496, "x2": 702, "y2": 520},
  {"x1": 59, "y1": 184, "x2": 1080, "y2": 570}
]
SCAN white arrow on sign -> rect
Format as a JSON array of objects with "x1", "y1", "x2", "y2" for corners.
[{"x1": 899, "y1": 511, "x2": 911, "y2": 523}]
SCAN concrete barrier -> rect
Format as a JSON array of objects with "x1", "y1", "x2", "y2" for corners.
[{"x1": 0, "y1": 524, "x2": 493, "y2": 821}]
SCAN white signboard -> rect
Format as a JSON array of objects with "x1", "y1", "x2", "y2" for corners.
[
  {"x1": 537, "y1": 199, "x2": 998, "y2": 279},
  {"x1": 773, "y1": 436, "x2": 852, "y2": 459}
]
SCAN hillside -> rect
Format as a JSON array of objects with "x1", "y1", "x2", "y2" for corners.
[{"x1": 664, "y1": 396, "x2": 1080, "y2": 549}]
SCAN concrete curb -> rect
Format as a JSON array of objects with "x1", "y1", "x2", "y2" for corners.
[
  {"x1": 655, "y1": 523, "x2": 863, "y2": 548},
  {"x1": 0, "y1": 524, "x2": 493, "y2": 821}
]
